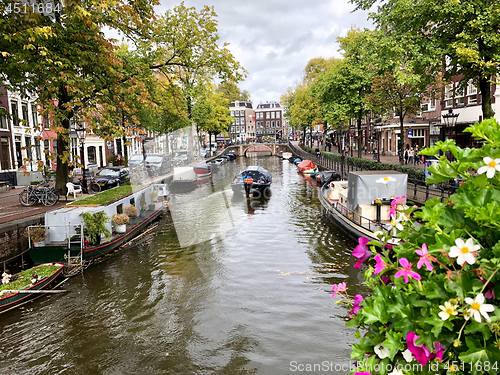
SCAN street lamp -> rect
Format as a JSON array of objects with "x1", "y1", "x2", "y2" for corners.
[
  {"x1": 75, "y1": 122, "x2": 87, "y2": 193},
  {"x1": 441, "y1": 108, "x2": 459, "y2": 142}
]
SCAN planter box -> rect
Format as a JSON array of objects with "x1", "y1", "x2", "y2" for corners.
[
  {"x1": 115, "y1": 224, "x2": 127, "y2": 233},
  {"x1": 129, "y1": 217, "x2": 138, "y2": 225}
]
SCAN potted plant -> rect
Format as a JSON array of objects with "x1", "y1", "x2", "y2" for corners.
[
  {"x1": 139, "y1": 193, "x2": 147, "y2": 217},
  {"x1": 124, "y1": 204, "x2": 139, "y2": 225},
  {"x1": 27, "y1": 225, "x2": 47, "y2": 247},
  {"x1": 149, "y1": 190, "x2": 158, "y2": 211},
  {"x1": 79, "y1": 211, "x2": 111, "y2": 246},
  {"x1": 112, "y1": 213, "x2": 129, "y2": 233}
]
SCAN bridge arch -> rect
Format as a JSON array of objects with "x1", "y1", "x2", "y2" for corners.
[{"x1": 243, "y1": 145, "x2": 273, "y2": 157}]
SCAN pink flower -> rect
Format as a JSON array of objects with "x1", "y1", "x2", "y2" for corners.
[
  {"x1": 348, "y1": 294, "x2": 364, "y2": 317},
  {"x1": 394, "y1": 258, "x2": 421, "y2": 284},
  {"x1": 374, "y1": 254, "x2": 386, "y2": 274},
  {"x1": 389, "y1": 206, "x2": 396, "y2": 218},
  {"x1": 391, "y1": 195, "x2": 407, "y2": 207},
  {"x1": 479, "y1": 276, "x2": 496, "y2": 299},
  {"x1": 352, "y1": 237, "x2": 371, "y2": 268},
  {"x1": 416, "y1": 244, "x2": 434, "y2": 271},
  {"x1": 331, "y1": 282, "x2": 347, "y2": 298},
  {"x1": 355, "y1": 373, "x2": 372, "y2": 375},
  {"x1": 380, "y1": 275, "x2": 390, "y2": 285},
  {"x1": 406, "y1": 332, "x2": 445, "y2": 366}
]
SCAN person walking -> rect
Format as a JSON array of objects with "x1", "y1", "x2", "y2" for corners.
[
  {"x1": 404, "y1": 147, "x2": 409, "y2": 165},
  {"x1": 414, "y1": 145, "x2": 420, "y2": 165},
  {"x1": 409, "y1": 147, "x2": 414, "y2": 165}
]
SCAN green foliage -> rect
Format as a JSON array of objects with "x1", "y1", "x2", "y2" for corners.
[
  {"x1": 79, "y1": 211, "x2": 111, "y2": 244},
  {"x1": 0, "y1": 264, "x2": 62, "y2": 293},
  {"x1": 70, "y1": 185, "x2": 133, "y2": 206},
  {"x1": 334, "y1": 119, "x2": 500, "y2": 374}
]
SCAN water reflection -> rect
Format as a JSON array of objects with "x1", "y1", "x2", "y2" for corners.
[{"x1": 0, "y1": 155, "x2": 365, "y2": 375}]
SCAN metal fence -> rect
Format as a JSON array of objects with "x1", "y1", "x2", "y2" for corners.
[{"x1": 288, "y1": 142, "x2": 453, "y2": 204}]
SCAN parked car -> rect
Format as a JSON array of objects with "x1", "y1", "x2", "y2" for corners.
[
  {"x1": 93, "y1": 167, "x2": 130, "y2": 190},
  {"x1": 128, "y1": 154, "x2": 145, "y2": 167},
  {"x1": 145, "y1": 154, "x2": 171, "y2": 176}
]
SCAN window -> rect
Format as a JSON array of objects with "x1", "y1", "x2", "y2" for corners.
[
  {"x1": 266, "y1": 121, "x2": 270, "y2": 127},
  {"x1": 1, "y1": 137, "x2": 12, "y2": 170},
  {"x1": 236, "y1": 117, "x2": 240, "y2": 125},
  {"x1": 276, "y1": 120, "x2": 280, "y2": 128},
  {"x1": 444, "y1": 84, "x2": 453, "y2": 108},
  {"x1": 22, "y1": 103, "x2": 29, "y2": 125},
  {"x1": 230, "y1": 110, "x2": 234, "y2": 116},
  {"x1": 0, "y1": 108, "x2": 7, "y2": 129},
  {"x1": 88, "y1": 146, "x2": 96, "y2": 164},
  {"x1": 43, "y1": 114, "x2": 50, "y2": 129},
  {"x1": 11, "y1": 101, "x2": 19, "y2": 126},
  {"x1": 35, "y1": 139, "x2": 41, "y2": 161},
  {"x1": 31, "y1": 105, "x2": 38, "y2": 127},
  {"x1": 25, "y1": 136, "x2": 32, "y2": 161},
  {"x1": 240, "y1": 110, "x2": 244, "y2": 116},
  {"x1": 271, "y1": 111, "x2": 275, "y2": 119},
  {"x1": 266, "y1": 112, "x2": 270, "y2": 119},
  {"x1": 467, "y1": 81, "x2": 478, "y2": 105},
  {"x1": 271, "y1": 121, "x2": 275, "y2": 128}
]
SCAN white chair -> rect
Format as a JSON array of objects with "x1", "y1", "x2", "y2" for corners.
[{"x1": 66, "y1": 182, "x2": 83, "y2": 199}]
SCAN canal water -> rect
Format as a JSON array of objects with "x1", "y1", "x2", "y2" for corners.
[{"x1": 0, "y1": 155, "x2": 365, "y2": 375}]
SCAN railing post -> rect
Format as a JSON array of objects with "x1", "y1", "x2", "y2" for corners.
[
  {"x1": 414, "y1": 180, "x2": 417, "y2": 199},
  {"x1": 426, "y1": 185, "x2": 429, "y2": 201}
]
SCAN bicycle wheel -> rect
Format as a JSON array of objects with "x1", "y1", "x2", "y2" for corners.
[
  {"x1": 51, "y1": 188, "x2": 61, "y2": 203},
  {"x1": 43, "y1": 192, "x2": 58, "y2": 206},
  {"x1": 19, "y1": 191, "x2": 37, "y2": 206},
  {"x1": 89, "y1": 183, "x2": 101, "y2": 194}
]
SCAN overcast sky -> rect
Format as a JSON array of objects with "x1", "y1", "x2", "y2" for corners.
[{"x1": 156, "y1": 0, "x2": 373, "y2": 107}]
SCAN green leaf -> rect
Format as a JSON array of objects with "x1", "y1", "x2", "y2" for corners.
[{"x1": 381, "y1": 331, "x2": 404, "y2": 360}]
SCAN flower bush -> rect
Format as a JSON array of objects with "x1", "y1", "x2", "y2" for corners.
[{"x1": 335, "y1": 119, "x2": 500, "y2": 375}]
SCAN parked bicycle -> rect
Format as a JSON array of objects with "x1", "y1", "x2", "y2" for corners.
[{"x1": 19, "y1": 184, "x2": 59, "y2": 206}]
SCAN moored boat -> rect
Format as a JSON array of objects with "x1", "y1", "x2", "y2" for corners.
[
  {"x1": 318, "y1": 170, "x2": 408, "y2": 242},
  {"x1": 230, "y1": 166, "x2": 272, "y2": 197},
  {"x1": 0, "y1": 263, "x2": 65, "y2": 313},
  {"x1": 282, "y1": 152, "x2": 293, "y2": 160},
  {"x1": 193, "y1": 163, "x2": 212, "y2": 178},
  {"x1": 316, "y1": 170, "x2": 342, "y2": 186},
  {"x1": 297, "y1": 160, "x2": 318, "y2": 173},
  {"x1": 29, "y1": 185, "x2": 165, "y2": 265},
  {"x1": 170, "y1": 167, "x2": 198, "y2": 191}
]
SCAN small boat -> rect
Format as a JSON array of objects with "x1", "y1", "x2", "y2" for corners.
[
  {"x1": 170, "y1": 167, "x2": 198, "y2": 191},
  {"x1": 316, "y1": 170, "x2": 342, "y2": 186},
  {"x1": 207, "y1": 159, "x2": 222, "y2": 169},
  {"x1": 277, "y1": 151, "x2": 283, "y2": 158},
  {"x1": 225, "y1": 151, "x2": 237, "y2": 160},
  {"x1": 282, "y1": 152, "x2": 293, "y2": 160},
  {"x1": 216, "y1": 157, "x2": 227, "y2": 163},
  {"x1": 297, "y1": 160, "x2": 318, "y2": 173},
  {"x1": 0, "y1": 263, "x2": 65, "y2": 313},
  {"x1": 193, "y1": 163, "x2": 212, "y2": 178},
  {"x1": 293, "y1": 158, "x2": 302, "y2": 165},
  {"x1": 318, "y1": 170, "x2": 408, "y2": 242},
  {"x1": 230, "y1": 166, "x2": 272, "y2": 197}
]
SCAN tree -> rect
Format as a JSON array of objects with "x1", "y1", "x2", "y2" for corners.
[
  {"x1": 216, "y1": 82, "x2": 250, "y2": 106},
  {"x1": 351, "y1": 0, "x2": 500, "y2": 119}
]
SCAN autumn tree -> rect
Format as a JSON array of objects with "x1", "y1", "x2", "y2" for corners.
[
  {"x1": 216, "y1": 82, "x2": 250, "y2": 106},
  {"x1": 351, "y1": 0, "x2": 500, "y2": 119}
]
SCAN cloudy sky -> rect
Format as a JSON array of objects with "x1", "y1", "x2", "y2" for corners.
[{"x1": 156, "y1": 0, "x2": 374, "y2": 106}]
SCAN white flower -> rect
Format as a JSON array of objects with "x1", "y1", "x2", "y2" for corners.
[
  {"x1": 376, "y1": 176, "x2": 396, "y2": 184},
  {"x1": 388, "y1": 215, "x2": 404, "y2": 237},
  {"x1": 438, "y1": 301, "x2": 458, "y2": 321},
  {"x1": 449, "y1": 238, "x2": 481, "y2": 265},
  {"x1": 402, "y1": 348, "x2": 413, "y2": 362},
  {"x1": 465, "y1": 293, "x2": 495, "y2": 323},
  {"x1": 374, "y1": 343, "x2": 390, "y2": 359},
  {"x1": 477, "y1": 156, "x2": 500, "y2": 178},
  {"x1": 389, "y1": 370, "x2": 405, "y2": 375}
]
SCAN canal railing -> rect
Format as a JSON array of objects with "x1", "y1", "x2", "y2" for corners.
[{"x1": 287, "y1": 142, "x2": 453, "y2": 204}]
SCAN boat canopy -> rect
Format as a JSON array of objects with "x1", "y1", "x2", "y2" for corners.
[
  {"x1": 173, "y1": 167, "x2": 197, "y2": 181},
  {"x1": 297, "y1": 160, "x2": 317, "y2": 172},
  {"x1": 346, "y1": 170, "x2": 407, "y2": 210},
  {"x1": 237, "y1": 166, "x2": 271, "y2": 180}
]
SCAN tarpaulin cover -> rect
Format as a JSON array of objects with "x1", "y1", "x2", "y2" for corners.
[
  {"x1": 297, "y1": 160, "x2": 317, "y2": 172},
  {"x1": 346, "y1": 170, "x2": 407, "y2": 210}
]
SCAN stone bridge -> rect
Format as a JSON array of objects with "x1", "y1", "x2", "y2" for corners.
[{"x1": 226, "y1": 143, "x2": 290, "y2": 157}]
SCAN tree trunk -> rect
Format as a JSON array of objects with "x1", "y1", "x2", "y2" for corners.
[
  {"x1": 357, "y1": 117, "x2": 362, "y2": 158},
  {"x1": 479, "y1": 76, "x2": 494, "y2": 119},
  {"x1": 55, "y1": 118, "x2": 70, "y2": 193},
  {"x1": 399, "y1": 115, "x2": 405, "y2": 165},
  {"x1": 122, "y1": 135, "x2": 128, "y2": 166}
]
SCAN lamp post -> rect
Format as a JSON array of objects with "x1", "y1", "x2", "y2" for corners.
[
  {"x1": 441, "y1": 108, "x2": 459, "y2": 142},
  {"x1": 75, "y1": 123, "x2": 87, "y2": 193},
  {"x1": 141, "y1": 133, "x2": 148, "y2": 178}
]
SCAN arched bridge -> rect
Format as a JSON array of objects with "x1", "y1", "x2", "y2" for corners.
[{"x1": 225, "y1": 143, "x2": 290, "y2": 157}]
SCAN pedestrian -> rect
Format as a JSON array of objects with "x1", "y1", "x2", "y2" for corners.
[
  {"x1": 409, "y1": 147, "x2": 414, "y2": 164},
  {"x1": 404, "y1": 148, "x2": 409, "y2": 165},
  {"x1": 315, "y1": 146, "x2": 320, "y2": 157},
  {"x1": 414, "y1": 145, "x2": 420, "y2": 165}
]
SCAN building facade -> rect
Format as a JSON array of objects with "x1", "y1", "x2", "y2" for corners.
[
  {"x1": 229, "y1": 101, "x2": 253, "y2": 142},
  {"x1": 255, "y1": 101, "x2": 283, "y2": 140}
]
